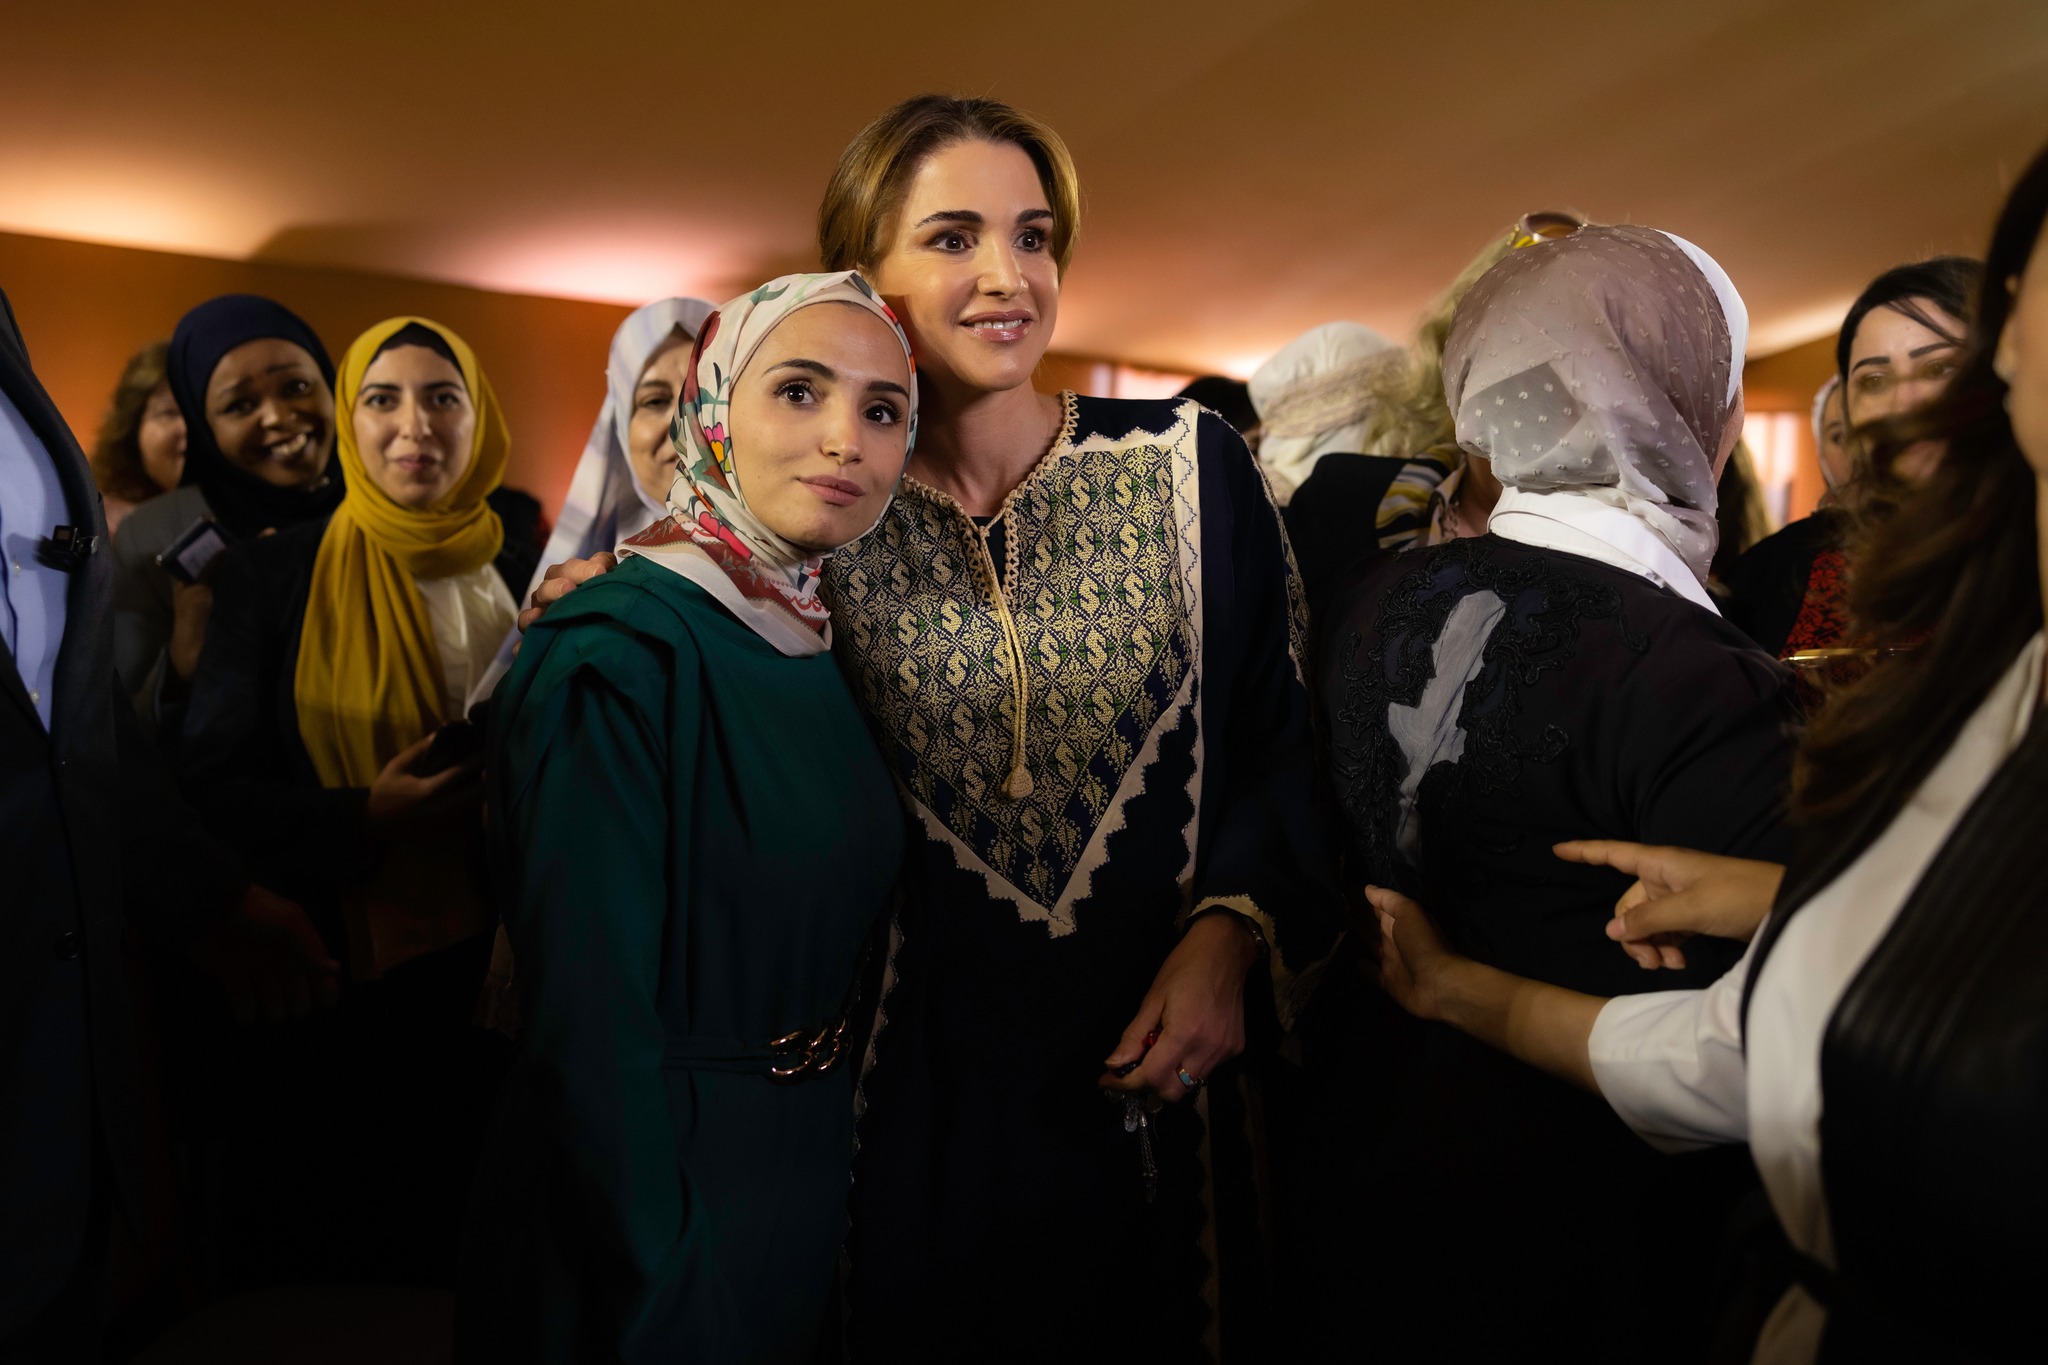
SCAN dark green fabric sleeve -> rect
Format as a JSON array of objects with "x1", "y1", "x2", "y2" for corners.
[{"x1": 497, "y1": 608, "x2": 746, "y2": 1359}]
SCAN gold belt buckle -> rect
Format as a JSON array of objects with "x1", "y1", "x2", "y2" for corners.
[{"x1": 768, "y1": 1019, "x2": 850, "y2": 1082}]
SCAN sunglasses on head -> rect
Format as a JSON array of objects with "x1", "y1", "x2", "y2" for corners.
[{"x1": 1509, "y1": 210, "x2": 1588, "y2": 250}]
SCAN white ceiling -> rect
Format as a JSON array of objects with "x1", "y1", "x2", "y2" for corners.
[{"x1": 6, "y1": 0, "x2": 2046, "y2": 374}]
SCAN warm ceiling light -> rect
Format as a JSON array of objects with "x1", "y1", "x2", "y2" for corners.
[{"x1": 0, "y1": 156, "x2": 272, "y2": 257}]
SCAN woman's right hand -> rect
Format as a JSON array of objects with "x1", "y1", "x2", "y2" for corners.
[
  {"x1": 365, "y1": 732, "x2": 484, "y2": 838},
  {"x1": 1553, "y1": 841, "x2": 1785, "y2": 970},
  {"x1": 518, "y1": 552, "x2": 617, "y2": 632}
]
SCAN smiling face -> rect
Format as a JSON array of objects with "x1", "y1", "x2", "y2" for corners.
[
  {"x1": 138, "y1": 380, "x2": 187, "y2": 492},
  {"x1": 627, "y1": 329, "x2": 692, "y2": 504},
  {"x1": 352, "y1": 344, "x2": 476, "y2": 508},
  {"x1": 723, "y1": 302, "x2": 912, "y2": 552},
  {"x1": 864, "y1": 138, "x2": 1059, "y2": 399},
  {"x1": 206, "y1": 338, "x2": 335, "y2": 488}
]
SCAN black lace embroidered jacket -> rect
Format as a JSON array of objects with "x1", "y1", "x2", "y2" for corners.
[
  {"x1": 1313, "y1": 532, "x2": 1798, "y2": 1362},
  {"x1": 833, "y1": 394, "x2": 1345, "y2": 1360}
]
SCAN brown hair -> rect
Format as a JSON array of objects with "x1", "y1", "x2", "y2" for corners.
[
  {"x1": 89, "y1": 339, "x2": 174, "y2": 504},
  {"x1": 1791, "y1": 145, "x2": 2046, "y2": 840},
  {"x1": 818, "y1": 94, "x2": 1081, "y2": 276}
]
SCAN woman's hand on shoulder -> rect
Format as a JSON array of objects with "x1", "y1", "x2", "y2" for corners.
[
  {"x1": 1553, "y1": 840, "x2": 1785, "y2": 970},
  {"x1": 518, "y1": 552, "x2": 617, "y2": 633}
]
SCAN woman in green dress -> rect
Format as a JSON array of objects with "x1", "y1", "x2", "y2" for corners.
[{"x1": 456, "y1": 271, "x2": 918, "y2": 1364}]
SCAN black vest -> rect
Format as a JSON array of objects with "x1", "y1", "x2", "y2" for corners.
[{"x1": 1743, "y1": 698, "x2": 2048, "y2": 1363}]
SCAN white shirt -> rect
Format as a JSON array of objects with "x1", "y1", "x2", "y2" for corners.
[
  {"x1": 0, "y1": 385, "x2": 68, "y2": 729},
  {"x1": 416, "y1": 563, "x2": 518, "y2": 718},
  {"x1": 1587, "y1": 631, "x2": 2045, "y2": 1363},
  {"x1": 1488, "y1": 486, "x2": 1720, "y2": 615}
]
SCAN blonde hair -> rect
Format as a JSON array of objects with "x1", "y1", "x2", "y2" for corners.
[
  {"x1": 818, "y1": 94, "x2": 1081, "y2": 275},
  {"x1": 1352, "y1": 230, "x2": 1519, "y2": 458},
  {"x1": 89, "y1": 339, "x2": 173, "y2": 503}
]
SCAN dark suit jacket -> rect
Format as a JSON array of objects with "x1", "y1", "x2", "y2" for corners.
[{"x1": 0, "y1": 290, "x2": 244, "y2": 1335}]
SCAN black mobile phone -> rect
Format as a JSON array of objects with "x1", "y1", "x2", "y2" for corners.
[
  {"x1": 156, "y1": 517, "x2": 233, "y2": 585},
  {"x1": 410, "y1": 718, "x2": 484, "y2": 777}
]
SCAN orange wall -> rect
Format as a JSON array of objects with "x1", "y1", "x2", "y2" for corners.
[{"x1": 0, "y1": 230, "x2": 632, "y2": 521}]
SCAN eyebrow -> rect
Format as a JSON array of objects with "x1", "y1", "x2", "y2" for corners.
[
  {"x1": 359, "y1": 379, "x2": 465, "y2": 393},
  {"x1": 767, "y1": 358, "x2": 910, "y2": 398},
  {"x1": 1908, "y1": 341, "x2": 1958, "y2": 358},
  {"x1": 909, "y1": 207, "x2": 1054, "y2": 230}
]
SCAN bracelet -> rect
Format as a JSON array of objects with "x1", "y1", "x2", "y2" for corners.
[{"x1": 1192, "y1": 906, "x2": 1269, "y2": 960}]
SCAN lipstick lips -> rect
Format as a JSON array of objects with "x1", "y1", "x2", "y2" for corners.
[
  {"x1": 801, "y1": 474, "x2": 863, "y2": 508},
  {"x1": 962, "y1": 311, "x2": 1033, "y2": 343}
]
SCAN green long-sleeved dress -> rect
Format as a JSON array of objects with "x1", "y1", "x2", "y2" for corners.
[{"x1": 457, "y1": 555, "x2": 902, "y2": 1364}]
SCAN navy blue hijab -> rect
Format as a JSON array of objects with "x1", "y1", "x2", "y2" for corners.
[{"x1": 168, "y1": 294, "x2": 344, "y2": 538}]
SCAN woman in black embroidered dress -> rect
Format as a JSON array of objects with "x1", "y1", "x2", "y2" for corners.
[
  {"x1": 523, "y1": 95, "x2": 1345, "y2": 1361},
  {"x1": 1315, "y1": 225, "x2": 1797, "y2": 1362}
]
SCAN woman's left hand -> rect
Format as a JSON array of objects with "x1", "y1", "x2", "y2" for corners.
[{"x1": 1100, "y1": 912, "x2": 1259, "y2": 1103}]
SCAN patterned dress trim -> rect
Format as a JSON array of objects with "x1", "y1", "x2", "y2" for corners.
[{"x1": 827, "y1": 395, "x2": 1208, "y2": 937}]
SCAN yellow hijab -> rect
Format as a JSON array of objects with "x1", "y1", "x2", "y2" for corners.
[{"x1": 295, "y1": 317, "x2": 508, "y2": 788}]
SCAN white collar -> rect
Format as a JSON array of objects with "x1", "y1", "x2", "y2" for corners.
[{"x1": 1488, "y1": 487, "x2": 1721, "y2": 615}]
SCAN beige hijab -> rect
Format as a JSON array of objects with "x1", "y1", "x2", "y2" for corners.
[{"x1": 1442, "y1": 224, "x2": 1746, "y2": 585}]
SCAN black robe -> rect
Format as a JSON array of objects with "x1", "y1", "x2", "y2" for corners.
[
  {"x1": 1314, "y1": 532, "x2": 1798, "y2": 1363},
  {"x1": 831, "y1": 395, "x2": 1346, "y2": 1361},
  {"x1": 169, "y1": 513, "x2": 536, "y2": 1291}
]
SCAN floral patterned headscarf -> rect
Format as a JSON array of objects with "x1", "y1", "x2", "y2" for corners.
[{"x1": 618, "y1": 271, "x2": 916, "y2": 656}]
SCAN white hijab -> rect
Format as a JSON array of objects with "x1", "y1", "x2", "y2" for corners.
[
  {"x1": 1248, "y1": 320, "x2": 1397, "y2": 504},
  {"x1": 537, "y1": 296, "x2": 715, "y2": 585},
  {"x1": 478, "y1": 296, "x2": 713, "y2": 693}
]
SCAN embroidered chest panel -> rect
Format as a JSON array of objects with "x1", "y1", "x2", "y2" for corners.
[{"x1": 828, "y1": 433, "x2": 1200, "y2": 931}]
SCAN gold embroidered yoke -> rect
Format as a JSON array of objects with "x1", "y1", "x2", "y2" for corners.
[{"x1": 828, "y1": 393, "x2": 1330, "y2": 1019}]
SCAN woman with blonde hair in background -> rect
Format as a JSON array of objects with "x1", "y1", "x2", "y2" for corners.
[
  {"x1": 1279, "y1": 213, "x2": 1586, "y2": 605},
  {"x1": 87, "y1": 339, "x2": 184, "y2": 534}
]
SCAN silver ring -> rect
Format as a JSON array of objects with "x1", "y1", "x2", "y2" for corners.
[{"x1": 1176, "y1": 1067, "x2": 1205, "y2": 1090}]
